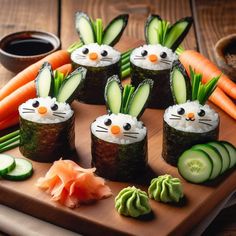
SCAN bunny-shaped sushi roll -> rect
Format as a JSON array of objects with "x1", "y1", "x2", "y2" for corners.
[
  {"x1": 91, "y1": 75, "x2": 153, "y2": 181},
  {"x1": 130, "y1": 15, "x2": 193, "y2": 109},
  {"x1": 71, "y1": 12, "x2": 129, "y2": 104},
  {"x1": 19, "y1": 63, "x2": 87, "y2": 162}
]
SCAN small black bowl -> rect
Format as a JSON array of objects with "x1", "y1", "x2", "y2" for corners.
[{"x1": 0, "y1": 30, "x2": 61, "y2": 73}]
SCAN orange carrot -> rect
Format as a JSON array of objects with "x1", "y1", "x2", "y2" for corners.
[
  {"x1": 0, "y1": 113, "x2": 19, "y2": 130},
  {"x1": 0, "y1": 81, "x2": 36, "y2": 122},
  {"x1": 0, "y1": 50, "x2": 70, "y2": 101},
  {"x1": 55, "y1": 63, "x2": 72, "y2": 77},
  {"x1": 179, "y1": 50, "x2": 236, "y2": 99},
  {"x1": 209, "y1": 87, "x2": 236, "y2": 120}
]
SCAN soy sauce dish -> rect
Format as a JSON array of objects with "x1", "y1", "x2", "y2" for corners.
[{"x1": 0, "y1": 31, "x2": 60, "y2": 73}]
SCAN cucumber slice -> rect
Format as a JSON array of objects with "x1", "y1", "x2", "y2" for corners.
[
  {"x1": 191, "y1": 144, "x2": 222, "y2": 179},
  {"x1": 75, "y1": 12, "x2": 96, "y2": 44},
  {"x1": 145, "y1": 14, "x2": 162, "y2": 44},
  {"x1": 3, "y1": 158, "x2": 33, "y2": 181},
  {"x1": 35, "y1": 62, "x2": 54, "y2": 98},
  {"x1": 220, "y1": 141, "x2": 236, "y2": 168},
  {"x1": 102, "y1": 14, "x2": 129, "y2": 46},
  {"x1": 170, "y1": 60, "x2": 191, "y2": 104},
  {"x1": 164, "y1": 17, "x2": 193, "y2": 51},
  {"x1": 0, "y1": 154, "x2": 15, "y2": 176},
  {"x1": 57, "y1": 67, "x2": 86, "y2": 103},
  {"x1": 104, "y1": 75, "x2": 122, "y2": 114},
  {"x1": 178, "y1": 149, "x2": 213, "y2": 183},
  {"x1": 128, "y1": 79, "x2": 153, "y2": 118},
  {"x1": 207, "y1": 142, "x2": 230, "y2": 173}
]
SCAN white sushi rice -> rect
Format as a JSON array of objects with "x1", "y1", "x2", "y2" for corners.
[
  {"x1": 164, "y1": 101, "x2": 219, "y2": 133},
  {"x1": 19, "y1": 97, "x2": 74, "y2": 124},
  {"x1": 130, "y1": 44, "x2": 178, "y2": 70},
  {"x1": 91, "y1": 113, "x2": 146, "y2": 144},
  {"x1": 71, "y1": 43, "x2": 121, "y2": 67}
]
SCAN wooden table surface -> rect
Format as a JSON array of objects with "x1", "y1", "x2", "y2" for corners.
[{"x1": 0, "y1": 0, "x2": 236, "y2": 235}]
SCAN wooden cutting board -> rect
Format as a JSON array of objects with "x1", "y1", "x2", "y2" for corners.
[{"x1": 0, "y1": 40, "x2": 235, "y2": 236}]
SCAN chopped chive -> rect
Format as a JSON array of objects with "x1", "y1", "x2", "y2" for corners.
[
  {"x1": 0, "y1": 135, "x2": 20, "y2": 149},
  {"x1": 0, "y1": 142, "x2": 20, "y2": 153},
  {"x1": 0, "y1": 130, "x2": 20, "y2": 144},
  {"x1": 121, "y1": 49, "x2": 133, "y2": 58},
  {"x1": 121, "y1": 56, "x2": 130, "y2": 65},
  {"x1": 67, "y1": 41, "x2": 83, "y2": 53},
  {"x1": 121, "y1": 62, "x2": 130, "y2": 71},
  {"x1": 121, "y1": 67, "x2": 131, "y2": 79}
]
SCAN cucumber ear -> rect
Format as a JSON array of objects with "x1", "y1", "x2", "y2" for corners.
[
  {"x1": 75, "y1": 12, "x2": 96, "y2": 44},
  {"x1": 104, "y1": 75, "x2": 123, "y2": 114},
  {"x1": 102, "y1": 14, "x2": 129, "y2": 46},
  {"x1": 128, "y1": 79, "x2": 153, "y2": 119},
  {"x1": 35, "y1": 62, "x2": 54, "y2": 98},
  {"x1": 145, "y1": 14, "x2": 162, "y2": 44},
  {"x1": 57, "y1": 67, "x2": 87, "y2": 103},
  {"x1": 164, "y1": 17, "x2": 193, "y2": 51},
  {"x1": 170, "y1": 60, "x2": 191, "y2": 104}
]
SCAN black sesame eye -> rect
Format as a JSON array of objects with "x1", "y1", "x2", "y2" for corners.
[
  {"x1": 82, "y1": 48, "x2": 89, "y2": 54},
  {"x1": 141, "y1": 50, "x2": 148, "y2": 57},
  {"x1": 32, "y1": 100, "x2": 39, "y2": 108},
  {"x1": 177, "y1": 107, "x2": 185, "y2": 115},
  {"x1": 198, "y1": 109, "x2": 205, "y2": 117},
  {"x1": 123, "y1": 123, "x2": 131, "y2": 130},
  {"x1": 51, "y1": 103, "x2": 58, "y2": 111},
  {"x1": 160, "y1": 52, "x2": 167, "y2": 58},
  {"x1": 101, "y1": 50, "x2": 108, "y2": 57},
  {"x1": 104, "y1": 118, "x2": 112, "y2": 126}
]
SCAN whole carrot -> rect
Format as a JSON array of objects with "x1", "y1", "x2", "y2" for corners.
[
  {"x1": 0, "y1": 81, "x2": 36, "y2": 122},
  {"x1": 55, "y1": 63, "x2": 72, "y2": 77},
  {"x1": 179, "y1": 50, "x2": 236, "y2": 99},
  {"x1": 209, "y1": 87, "x2": 236, "y2": 120},
  {"x1": 0, "y1": 113, "x2": 19, "y2": 130},
  {"x1": 0, "y1": 50, "x2": 70, "y2": 101}
]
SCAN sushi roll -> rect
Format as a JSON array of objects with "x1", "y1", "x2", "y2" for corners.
[
  {"x1": 72, "y1": 12, "x2": 129, "y2": 104},
  {"x1": 162, "y1": 101, "x2": 219, "y2": 166},
  {"x1": 18, "y1": 64, "x2": 86, "y2": 162},
  {"x1": 91, "y1": 75, "x2": 153, "y2": 181},
  {"x1": 130, "y1": 15, "x2": 193, "y2": 109},
  {"x1": 162, "y1": 64, "x2": 220, "y2": 166},
  {"x1": 19, "y1": 97, "x2": 75, "y2": 162},
  {"x1": 130, "y1": 44, "x2": 178, "y2": 109},
  {"x1": 71, "y1": 43, "x2": 121, "y2": 104}
]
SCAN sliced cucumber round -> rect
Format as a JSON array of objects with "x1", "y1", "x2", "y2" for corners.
[
  {"x1": 3, "y1": 158, "x2": 33, "y2": 181},
  {"x1": 207, "y1": 142, "x2": 230, "y2": 173},
  {"x1": 178, "y1": 149, "x2": 213, "y2": 184},
  {"x1": 0, "y1": 154, "x2": 16, "y2": 176},
  {"x1": 220, "y1": 141, "x2": 236, "y2": 168},
  {"x1": 191, "y1": 144, "x2": 222, "y2": 180}
]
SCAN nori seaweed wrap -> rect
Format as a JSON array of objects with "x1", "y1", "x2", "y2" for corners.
[
  {"x1": 162, "y1": 101, "x2": 220, "y2": 166},
  {"x1": 19, "y1": 97, "x2": 75, "y2": 162},
  {"x1": 71, "y1": 43, "x2": 121, "y2": 104},
  {"x1": 130, "y1": 44, "x2": 178, "y2": 109}
]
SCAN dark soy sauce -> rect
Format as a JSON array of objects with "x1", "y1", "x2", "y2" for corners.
[{"x1": 4, "y1": 37, "x2": 54, "y2": 56}]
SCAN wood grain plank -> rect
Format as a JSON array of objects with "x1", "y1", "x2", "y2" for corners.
[
  {"x1": 60, "y1": 0, "x2": 197, "y2": 50},
  {"x1": 192, "y1": 0, "x2": 236, "y2": 62},
  {"x1": 0, "y1": 0, "x2": 59, "y2": 86}
]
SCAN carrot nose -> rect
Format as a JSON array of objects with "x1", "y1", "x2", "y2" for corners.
[
  {"x1": 38, "y1": 106, "x2": 47, "y2": 114},
  {"x1": 148, "y1": 54, "x2": 158, "y2": 63},
  {"x1": 187, "y1": 112, "x2": 195, "y2": 119},
  {"x1": 89, "y1": 52, "x2": 98, "y2": 60},
  {"x1": 111, "y1": 125, "x2": 121, "y2": 135}
]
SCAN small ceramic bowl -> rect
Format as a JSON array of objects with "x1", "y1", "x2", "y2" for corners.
[
  {"x1": 0, "y1": 31, "x2": 61, "y2": 73},
  {"x1": 214, "y1": 33, "x2": 236, "y2": 82}
]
